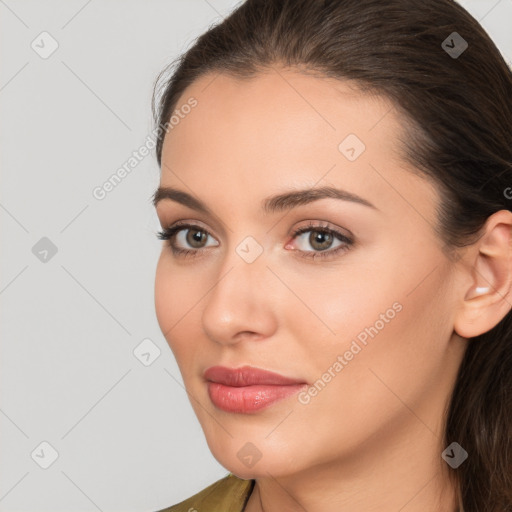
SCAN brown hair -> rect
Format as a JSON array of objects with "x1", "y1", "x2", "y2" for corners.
[{"x1": 152, "y1": 0, "x2": 512, "y2": 509}]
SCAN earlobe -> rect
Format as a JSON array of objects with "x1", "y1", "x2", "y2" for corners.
[{"x1": 454, "y1": 210, "x2": 512, "y2": 339}]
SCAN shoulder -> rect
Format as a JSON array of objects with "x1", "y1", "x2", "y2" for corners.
[{"x1": 155, "y1": 472, "x2": 255, "y2": 512}]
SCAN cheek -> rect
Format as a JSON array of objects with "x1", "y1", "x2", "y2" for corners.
[
  {"x1": 291, "y1": 257, "x2": 453, "y2": 426},
  {"x1": 154, "y1": 254, "x2": 200, "y2": 364},
  {"x1": 278, "y1": 260, "x2": 401, "y2": 366},
  {"x1": 154, "y1": 254, "x2": 175, "y2": 336}
]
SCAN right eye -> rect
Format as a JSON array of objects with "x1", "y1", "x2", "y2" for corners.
[{"x1": 156, "y1": 223, "x2": 219, "y2": 257}]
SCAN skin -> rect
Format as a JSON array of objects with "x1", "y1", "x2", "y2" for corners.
[{"x1": 153, "y1": 67, "x2": 512, "y2": 512}]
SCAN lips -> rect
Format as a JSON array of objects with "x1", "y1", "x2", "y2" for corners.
[
  {"x1": 204, "y1": 365, "x2": 307, "y2": 413},
  {"x1": 204, "y1": 365, "x2": 306, "y2": 386}
]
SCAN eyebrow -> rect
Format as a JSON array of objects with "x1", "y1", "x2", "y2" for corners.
[{"x1": 152, "y1": 185, "x2": 377, "y2": 214}]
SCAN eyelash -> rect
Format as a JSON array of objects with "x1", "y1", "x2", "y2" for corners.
[{"x1": 156, "y1": 221, "x2": 354, "y2": 261}]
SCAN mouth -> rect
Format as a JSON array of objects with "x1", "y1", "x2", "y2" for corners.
[{"x1": 203, "y1": 365, "x2": 308, "y2": 414}]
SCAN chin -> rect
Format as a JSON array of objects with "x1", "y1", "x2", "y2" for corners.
[
  {"x1": 221, "y1": 460, "x2": 286, "y2": 480},
  {"x1": 209, "y1": 441, "x2": 304, "y2": 480}
]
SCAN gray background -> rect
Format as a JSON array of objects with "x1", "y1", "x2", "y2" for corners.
[{"x1": 1, "y1": 1, "x2": 510, "y2": 511}]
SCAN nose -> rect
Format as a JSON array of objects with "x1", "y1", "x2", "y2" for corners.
[{"x1": 201, "y1": 251, "x2": 279, "y2": 347}]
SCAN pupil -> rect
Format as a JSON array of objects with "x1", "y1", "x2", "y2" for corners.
[
  {"x1": 188, "y1": 229, "x2": 205, "y2": 247},
  {"x1": 312, "y1": 231, "x2": 332, "y2": 250}
]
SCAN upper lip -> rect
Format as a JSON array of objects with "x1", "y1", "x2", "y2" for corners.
[{"x1": 204, "y1": 365, "x2": 306, "y2": 386}]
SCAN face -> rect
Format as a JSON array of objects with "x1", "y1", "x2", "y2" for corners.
[{"x1": 154, "y1": 68, "x2": 464, "y2": 479}]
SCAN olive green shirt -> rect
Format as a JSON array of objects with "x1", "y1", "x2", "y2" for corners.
[
  {"x1": 156, "y1": 473, "x2": 255, "y2": 512},
  {"x1": 156, "y1": 473, "x2": 463, "y2": 511}
]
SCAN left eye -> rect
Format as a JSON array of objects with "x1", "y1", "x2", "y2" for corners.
[
  {"x1": 291, "y1": 227, "x2": 348, "y2": 252},
  {"x1": 285, "y1": 223, "x2": 353, "y2": 260}
]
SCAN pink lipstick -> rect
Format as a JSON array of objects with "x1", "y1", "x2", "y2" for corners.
[{"x1": 204, "y1": 365, "x2": 307, "y2": 413}]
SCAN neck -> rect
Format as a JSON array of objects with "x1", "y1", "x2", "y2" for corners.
[{"x1": 244, "y1": 417, "x2": 460, "y2": 512}]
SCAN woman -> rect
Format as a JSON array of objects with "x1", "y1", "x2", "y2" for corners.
[{"x1": 151, "y1": 0, "x2": 512, "y2": 510}]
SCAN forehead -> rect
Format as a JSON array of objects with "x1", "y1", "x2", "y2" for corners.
[
  {"x1": 163, "y1": 69, "x2": 397, "y2": 163},
  {"x1": 158, "y1": 68, "x2": 437, "y2": 221},
  {"x1": 162, "y1": 68, "x2": 401, "y2": 161}
]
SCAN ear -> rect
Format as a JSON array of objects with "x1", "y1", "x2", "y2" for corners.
[{"x1": 454, "y1": 209, "x2": 512, "y2": 339}]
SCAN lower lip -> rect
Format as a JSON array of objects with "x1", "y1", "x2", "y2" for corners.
[{"x1": 207, "y1": 382, "x2": 307, "y2": 413}]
